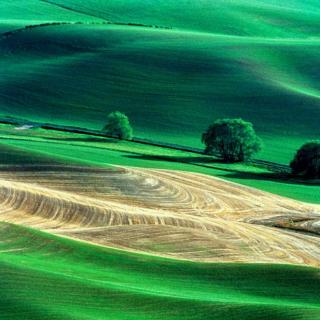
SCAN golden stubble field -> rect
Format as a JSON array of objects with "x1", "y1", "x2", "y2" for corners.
[{"x1": 0, "y1": 165, "x2": 319, "y2": 266}]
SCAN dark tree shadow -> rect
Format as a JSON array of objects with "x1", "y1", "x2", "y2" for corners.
[
  {"x1": 125, "y1": 154, "x2": 225, "y2": 164},
  {"x1": 123, "y1": 154, "x2": 320, "y2": 187},
  {"x1": 45, "y1": 137, "x2": 116, "y2": 143},
  {"x1": 222, "y1": 171, "x2": 320, "y2": 187}
]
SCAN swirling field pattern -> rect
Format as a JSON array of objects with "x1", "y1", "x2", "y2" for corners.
[{"x1": 0, "y1": 165, "x2": 319, "y2": 266}]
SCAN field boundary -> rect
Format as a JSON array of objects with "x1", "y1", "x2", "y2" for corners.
[{"x1": 1, "y1": 20, "x2": 172, "y2": 39}]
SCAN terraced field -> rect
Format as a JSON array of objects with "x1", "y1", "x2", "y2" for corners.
[{"x1": 0, "y1": 165, "x2": 319, "y2": 266}]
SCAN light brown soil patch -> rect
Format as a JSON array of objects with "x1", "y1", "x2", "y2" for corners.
[{"x1": 0, "y1": 165, "x2": 319, "y2": 266}]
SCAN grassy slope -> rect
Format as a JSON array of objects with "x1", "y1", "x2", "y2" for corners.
[
  {"x1": 1, "y1": 222, "x2": 320, "y2": 320},
  {"x1": 0, "y1": 124, "x2": 319, "y2": 204},
  {"x1": 0, "y1": 0, "x2": 101, "y2": 23},
  {"x1": 1, "y1": 1, "x2": 320, "y2": 164},
  {"x1": 1, "y1": 4, "x2": 320, "y2": 319},
  {"x1": 37, "y1": 0, "x2": 320, "y2": 37}
]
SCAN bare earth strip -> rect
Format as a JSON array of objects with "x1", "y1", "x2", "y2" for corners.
[{"x1": 0, "y1": 165, "x2": 319, "y2": 266}]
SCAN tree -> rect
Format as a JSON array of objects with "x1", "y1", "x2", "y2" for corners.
[
  {"x1": 102, "y1": 111, "x2": 133, "y2": 140},
  {"x1": 202, "y1": 118, "x2": 262, "y2": 162},
  {"x1": 290, "y1": 141, "x2": 320, "y2": 179}
]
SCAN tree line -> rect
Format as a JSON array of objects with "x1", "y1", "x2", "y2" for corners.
[{"x1": 103, "y1": 111, "x2": 320, "y2": 180}]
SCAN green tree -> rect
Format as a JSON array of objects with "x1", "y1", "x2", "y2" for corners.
[
  {"x1": 103, "y1": 111, "x2": 133, "y2": 140},
  {"x1": 290, "y1": 141, "x2": 320, "y2": 179},
  {"x1": 202, "y1": 118, "x2": 262, "y2": 162}
]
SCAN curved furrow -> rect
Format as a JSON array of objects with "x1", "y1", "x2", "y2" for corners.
[
  {"x1": 0, "y1": 165, "x2": 319, "y2": 266},
  {"x1": 0, "y1": 178, "x2": 214, "y2": 231}
]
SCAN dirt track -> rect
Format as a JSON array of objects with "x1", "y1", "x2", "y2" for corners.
[{"x1": 0, "y1": 165, "x2": 319, "y2": 266}]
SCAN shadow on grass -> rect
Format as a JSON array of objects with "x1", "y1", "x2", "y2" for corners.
[
  {"x1": 222, "y1": 171, "x2": 320, "y2": 187},
  {"x1": 45, "y1": 137, "x2": 116, "y2": 143},
  {"x1": 125, "y1": 154, "x2": 226, "y2": 164},
  {"x1": 124, "y1": 153, "x2": 238, "y2": 171},
  {"x1": 123, "y1": 154, "x2": 320, "y2": 187}
]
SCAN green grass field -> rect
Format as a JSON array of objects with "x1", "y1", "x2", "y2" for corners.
[
  {"x1": 1, "y1": 0, "x2": 320, "y2": 164},
  {"x1": 1, "y1": 222, "x2": 320, "y2": 320},
  {"x1": 0, "y1": 123, "x2": 319, "y2": 319},
  {"x1": 1, "y1": 2, "x2": 320, "y2": 319},
  {"x1": 0, "y1": 124, "x2": 319, "y2": 204}
]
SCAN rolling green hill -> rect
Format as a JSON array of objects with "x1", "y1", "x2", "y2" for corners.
[
  {"x1": 41, "y1": 0, "x2": 320, "y2": 37},
  {"x1": 0, "y1": 0, "x2": 101, "y2": 30},
  {"x1": 1, "y1": 0, "x2": 320, "y2": 164},
  {"x1": 1, "y1": 3, "x2": 320, "y2": 319},
  {"x1": 1, "y1": 222, "x2": 320, "y2": 320}
]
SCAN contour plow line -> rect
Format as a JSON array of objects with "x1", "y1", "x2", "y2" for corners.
[{"x1": 0, "y1": 165, "x2": 319, "y2": 266}]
